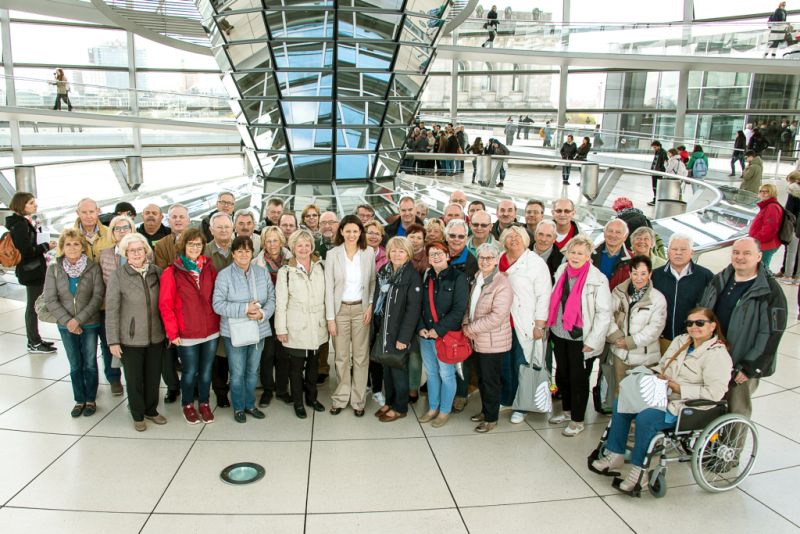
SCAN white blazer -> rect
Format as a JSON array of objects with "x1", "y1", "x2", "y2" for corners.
[
  {"x1": 504, "y1": 250, "x2": 552, "y2": 363},
  {"x1": 553, "y1": 263, "x2": 613, "y2": 359}
]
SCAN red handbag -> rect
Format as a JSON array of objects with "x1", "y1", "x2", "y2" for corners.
[{"x1": 428, "y1": 280, "x2": 472, "y2": 364}]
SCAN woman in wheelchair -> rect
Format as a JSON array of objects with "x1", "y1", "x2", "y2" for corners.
[{"x1": 590, "y1": 307, "x2": 733, "y2": 495}]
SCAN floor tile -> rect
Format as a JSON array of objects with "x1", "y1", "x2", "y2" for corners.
[
  {"x1": 461, "y1": 498, "x2": 631, "y2": 534},
  {"x1": 604, "y1": 484, "x2": 799, "y2": 533},
  {"x1": 761, "y1": 356, "x2": 800, "y2": 389},
  {"x1": 9, "y1": 436, "x2": 193, "y2": 513},
  {"x1": 0, "y1": 429, "x2": 78, "y2": 504},
  {"x1": 0, "y1": 349, "x2": 71, "y2": 380},
  {"x1": 750, "y1": 424, "x2": 800, "y2": 474},
  {"x1": 740, "y1": 466, "x2": 800, "y2": 527},
  {"x1": 0, "y1": 309, "x2": 27, "y2": 333},
  {"x1": 752, "y1": 379, "x2": 789, "y2": 398},
  {"x1": 306, "y1": 509, "x2": 467, "y2": 534},
  {"x1": 87, "y1": 397, "x2": 203, "y2": 441},
  {"x1": 429, "y1": 432, "x2": 595, "y2": 507},
  {"x1": 0, "y1": 508, "x2": 147, "y2": 534},
  {"x1": 0, "y1": 297, "x2": 25, "y2": 315},
  {"x1": 0, "y1": 334, "x2": 35, "y2": 364},
  {"x1": 0, "y1": 382, "x2": 123, "y2": 435},
  {"x1": 12, "y1": 321, "x2": 62, "y2": 341},
  {"x1": 313, "y1": 400, "x2": 424, "y2": 441},
  {"x1": 752, "y1": 391, "x2": 800, "y2": 443},
  {"x1": 307, "y1": 438, "x2": 454, "y2": 514},
  {"x1": 155, "y1": 440, "x2": 310, "y2": 514},
  {"x1": 415, "y1": 399, "x2": 534, "y2": 438},
  {"x1": 0, "y1": 374, "x2": 54, "y2": 414},
  {"x1": 142, "y1": 513, "x2": 304, "y2": 533},
  {"x1": 197, "y1": 400, "x2": 312, "y2": 442}
]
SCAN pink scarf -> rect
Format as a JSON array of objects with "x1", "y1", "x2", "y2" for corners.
[{"x1": 547, "y1": 262, "x2": 590, "y2": 331}]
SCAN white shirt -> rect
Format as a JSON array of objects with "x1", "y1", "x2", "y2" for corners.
[
  {"x1": 342, "y1": 250, "x2": 363, "y2": 302},
  {"x1": 669, "y1": 262, "x2": 692, "y2": 280}
]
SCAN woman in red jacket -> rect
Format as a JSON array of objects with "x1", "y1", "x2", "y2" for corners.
[
  {"x1": 749, "y1": 183, "x2": 783, "y2": 272},
  {"x1": 158, "y1": 227, "x2": 220, "y2": 425}
]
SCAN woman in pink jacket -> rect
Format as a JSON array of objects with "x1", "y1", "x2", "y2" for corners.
[{"x1": 462, "y1": 243, "x2": 514, "y2": 433}]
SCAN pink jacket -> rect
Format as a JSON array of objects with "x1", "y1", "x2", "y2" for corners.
[{"x1": 463, "y1": 271, "x2": 514, "y2": 353}]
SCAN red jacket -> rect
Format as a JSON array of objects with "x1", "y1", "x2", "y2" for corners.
[
  {"x1": 158, "y1": 256, "x2": 220, "y2": 342},
  {"x1": 749, "y1": 197, "x2": 783, "y2": 252}
]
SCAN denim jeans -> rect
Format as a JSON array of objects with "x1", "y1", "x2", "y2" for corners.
[
  {"x1": 178, "y1": 338, "x2": 218, "y2": 404},
  {"x1": 420, "y1": 337, "x2": 456, "y2": 414},
  {"x1": 500, "y1": 331, "x2": 527, "y2": 406},
  {"x1": 59, "y1": 325, "x2": 99, "y2": 404},
  {"x1": 223, "y1": 337, "x2": 264, "y2": 412},
  {"x1": 730, "y1": 153, "x2": 745, "y2": 174},
  {"x1": 606, "y1": 402, "x2": 674, "y2": 467},
  {"x1": 562, "y1": 165, "x2": 572, "y2": 182},
  {"x1": 98, "y1": 311, "x2": 122, "y2": 384},
  {"x1": 762, "y1": 248, "x2": 778, "y2": 272}
]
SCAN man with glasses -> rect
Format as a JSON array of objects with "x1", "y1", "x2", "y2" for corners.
[
  {"x1": 700, "y1": 237, "x2": 787, "y2": 417},
  {"x1": 137, "y1": 203, "x2": 170, "y2": 248},
  {"x1": 354, "y1": 204, "x2": 375, "y2": 226},
  {"x1": 467, "y1": 210, "x2": 501, "y2": 256},
  {"x1": 385, "y1": 196, "x2": 423, "y2": 238},
  {"x1": 202, "y1": 191, "x2": 236, "y2": 241},
  {"x1": 552, "y1": 198, "x2": 580, "y2": 250},
  {"x1": 315, "y1": 211, "x2": 339, "y2": 261},
  {"x1": 278, "y1": 213, "x2": 298, "y2": 240},
  {"x1": 525, "y1": 199, "x2": 545, "y2": 235},
  {"x1": 491, "y1": 199, "x2": 535, "y2": 250}
]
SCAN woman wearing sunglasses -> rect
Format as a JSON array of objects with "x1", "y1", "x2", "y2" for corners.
[{"x1": 591, "y1": 307, "x2": 733, "y2": 495}]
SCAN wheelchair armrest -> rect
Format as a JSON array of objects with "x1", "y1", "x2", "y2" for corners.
[{"x1": 684, "y1": 399, "x2": 727, "y2": 408}]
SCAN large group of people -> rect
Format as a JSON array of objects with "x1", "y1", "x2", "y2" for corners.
[{"x1": 4, "y1": 182, "x2": 789, "y2": 496}]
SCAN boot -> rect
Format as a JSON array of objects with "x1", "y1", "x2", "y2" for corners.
[{"x1": 590, "y1": 452, "x2": 624, "y2": 476}]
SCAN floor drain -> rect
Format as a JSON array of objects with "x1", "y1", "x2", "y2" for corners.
[{"x1": 220, "y1": 462, "x2": 265, "y2": 485}]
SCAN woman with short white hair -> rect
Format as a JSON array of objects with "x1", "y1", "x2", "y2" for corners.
[{"x1": 630, "y1": 226, "x2": 666, "y2": 269}]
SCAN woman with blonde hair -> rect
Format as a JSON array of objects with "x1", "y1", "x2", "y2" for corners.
[
  {"x1": 300, "y1": 204, "x2": 321, "y2": 235},
  {"x1": 748, "y1": 182, "x2": 782, "y2": 271},
  {"x1": 424, "y1": 218, "x2": 446, "y2": 246}
]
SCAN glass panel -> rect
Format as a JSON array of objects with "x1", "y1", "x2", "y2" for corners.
[
  {"x1": 240, "y1": 99, "x2": 281, "y2": 125},
  {"x1": 133, "y1": 35, "x2": 219, "y2": 69},
  {"x1": 225, "y1": 42, "x2": 272, "y2": 70},
  {"x1": 265, "y1": 10, "x2": 333, "y2": 39},
  {"x1": 336, "y1": 71, "x2": 391, "y2": 98},
  {"x1": 257, "y1": 152, "x2": 292, "y2": 179},
  {"x1": 338, "y1": 12, "x2": 403, "y2": 40},
  {"x1": 337, "y1": 101, "x2": 385, "y2": 125},
  {"x1": 402, "y1": 0, "x2": 450, "y2": 17},
  {"x1": 384, "y1": 100, "x2": 418, "y2": 126},
  {"x1": 273, "y1": 42, "x2": 333, "y2": 68},
  {"x1": 338, "y1": 0, "x2": 403, "y2": 8},
  {"x1": 277, "y1": 72, "x2": 333, "y2": 97},
  {"x1": 10, "y1": 23, "x2": 129, "y2": 67},
  {"x1": 214, "y1": 0, "x2": 263, "y2": 13},
  {"x1": 569, "y1": 0, "x2": 681, "y2": 23},
  {"x1": 375, "y1": 150, "x2": 403, "y2": 177},
  {"x1": 336, "y1": 128, "x2": 380, "y2": 150},
  {"x1": 567, "y1": 72, "x2": 607, "y2": 108},
  {"x1": 286, "y1": 128, "x2": 333, "y2": 149},
  {"x1": 392, "y1": 44, "x2": 433, "y2": 73},
  {"x1": 281, "y1": 101, "x2": 333, "y2": 125},
  {"x1": 337, "y1": 43, "x2": 395, "y2": 69},
  {"x1": 216, "y1": 10, "x2": 268, "y2": 42},
  {"x1": 399, "y1": 15, "x2": 443, "y2": 46},
  {"x1": 250, "y1": 126, "x2": 287, "y2": 150},
  {"x1": 263, "y1": 0, "x2": 333, "y2": 6},
  {"x1": 378, "y1": 128, "x2": 407, "y2": 151},
  {"x1": 292, "y1": 154, "x2": 332, "y2": 180},
  {"x1": 336, "y1": 154, "x2": 374, "y2": 179},
  {"x1": 228, "y1": 71, "x2": 280, "y2": 99},
  {"x1": 391, "y1": 73, "x2": 426, "y2": 99},
  {"x1": 750, "y1": 74, "x2": 799, "y2": 110}
]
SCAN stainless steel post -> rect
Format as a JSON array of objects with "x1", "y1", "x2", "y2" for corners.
[
  {"x1": 125, "y1": 156, "x2": 143, "y2": 191},
  {"x1": 14, "y1": 165, "x2": 36, "y2": 196}
]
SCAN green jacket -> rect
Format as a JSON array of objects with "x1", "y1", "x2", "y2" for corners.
[{"x1": 740, "y1": 156, "x2": 763, "y2": 194}]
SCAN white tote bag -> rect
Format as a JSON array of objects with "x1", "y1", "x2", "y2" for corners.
[{"x1": 229, "y1": 271, "x2": 260, "y2": 348}]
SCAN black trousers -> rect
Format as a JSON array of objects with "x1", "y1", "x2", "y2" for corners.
[
  {"x1": 552, "y1": 335, "x2": 592, "y2": 423},
  {"x1": 212, "y1": 355, "x2": 229, "y2": 400},
  {"x1": 383, "y1": 363, "x2": 409, "y2": 413},
  {"x1": 121, "y1": 343, "x2": 163, "y2": 421},
  {"x1": 25, "y1": 284, "x2": 44, "y2": 345},
  {"x1": 475, "y1": 352, "x2": 504, "y2": 423},
  {"x1": 53, "y1": 93, "x2": 72, "y2": 111},
  {"x1": 162, "y1": 344, "x2": 179, "y2": 392},
  {"x1": 260, "y1": 334, "x2": 289, "y2": 397},
  {"x1": 651, "y1": 175, "x2": 660, "y2": 199},
  {"x1": 284, "y1": 347, "x2": 320, "y2": 408}
]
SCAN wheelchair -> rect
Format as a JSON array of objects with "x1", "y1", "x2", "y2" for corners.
[{"x1": 587, "y1": 399, "x2": 759, "y2": 498}]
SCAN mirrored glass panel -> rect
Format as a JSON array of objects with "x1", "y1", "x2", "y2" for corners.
[
  {"x1": 225, "y1": 42, "x2": 272, "y2": 70},
  {"x1": 286, "y1": 128, "x2": 333, "y2": 150},
  {"x1": 228, "y1": 71, "x2": 281, "y2": 99},
  {"x1": 277, "y1": 72, "x2": 333, "y2": 97},
  {"x1": 240, "y1": 99, "x2": 281, "y2": 125},
  {"x1": 281, "y1": 101, "x2": 333, "y2": 125},
  {"x1": 266, "y1": 11, "x2": 333, "y2": 39},
  {"x1": 337, "y1": 128, "x2": 380, "y2": 150},
  {"x1": 336, "y1": 154, "x2": 374, "y2": 179},
  {"x1": 336, "y1": 71, "x2": 391, "y2": 98},
  {"x1": 256, "y1": 152, "x2": 292, "y2": 179},
  {"x1": 337, "y1": 101, "x2": 386, "y2": 125},
  {"x1": 251, "y1": 126, "x2": 287, "y2": 150},
  {"x1": 337, "y1": 43, "x2": 396, "y2": 69},
  {"x1": 293, "y1": 154, "x2": 333, "y2": 180},
  {"x1": 273, "y1": 42, "x2": 333, "y2": 68},
  {"x1": 338, "y1": 12, "x2": 402, "y2": 40},
  {"x1": 217, "y1": 10, "x2": 268, "y2": 43}
]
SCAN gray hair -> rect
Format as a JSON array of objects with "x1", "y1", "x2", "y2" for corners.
[
  {"x1": 499, "y1": 225, "x2": 531, "y2": 249},
  {"x1": 445, "y1": 218, "x2": 468, "y2": 235},
  {"x1": 209, "y1": 211, "x2": 233, "y2": 227},
  {"x1": 535, "y1": 219, "x2": 557, "y2": 234},
  {"x1": 118, "y1": 232, "x2": 152, "y2": 257},
  {"x1": 288, "y1": 228, "x2": 315, "y2": 254},
  {"x1": 76, "y1": 197, "x2": 99, "y2": 211},
  {"x1": 476, "y1": 242, "x2": 500, "y2": 259},
  {"x1": 630, "y1": 226, "x2": 655, "y2": 242},
  {"x1": 167, "y1": 203, "x2": 189, "y2": 216},
  {"x1": 551, "y1": 198, "x2": 575, "y2": 210},
  {"x1": 217, "y1": 191, "x2": 234, "y2": 201},
  {"x1": 564, "y1": 233, "x2": 595, "y2": 256},
  {"x1": 233, "y1": 208, "x2": 256, "y2": 223},
  {"x1": 605, "y1": 218, "x2": 629, "y2": 236},
  {"x1": 668, "y1": 232, "x2": 694, "y2": 249}
]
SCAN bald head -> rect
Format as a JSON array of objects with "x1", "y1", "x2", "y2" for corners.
[
  {"x1": 470, "y1": 210, "x2": 492, "y2": 240},
  {"x1": 449, "y1": 190, "x2": 467, "y2": 208}
]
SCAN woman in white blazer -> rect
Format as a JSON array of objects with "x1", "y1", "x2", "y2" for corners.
[
  {"x1": 324, "y1": 215, "x2": 376, "y2": 416},
  {"x1": 497, "y1": 226, "x2": 552, "y2": 424}
]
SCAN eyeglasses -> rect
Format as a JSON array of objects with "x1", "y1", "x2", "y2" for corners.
[
  {"x1": 127, "y1": 247, "x2": 146, "y2": 255},
  {"x1": 553, "y1": 209, "x2": 573, "y2": 214},
  {"x1": 112, "y1": 225, "x2": 132, "y2": 232},
  {"x1": 448, "y1": 234, "x2": 466, "y2": 240},
  {"x1": 471, "y1": 223, "x2": 490, "y2": 228},
  {"x1": 186, "y1": 242, "x2": 204, "y2": 249},
  {"x1": 366, "y1": 232, "x2": 382, "y2": 237},
  {"x1": 217, "y1": 200, "x2": 235, "y2": 207},
  {"x1": 320, "y1": 221, "x2": 337, "y2": 226},
  {"x1": 304, "y1": 213, "x2": 319, "y2": 218},
  {"x1": 685, "y1": 319, "x2": 711, "y2": 328},
  {"x1": 477, "y1": 256, "x2": 496, "y2": 262},
  {"x1": 428, "y1": 251, "x2": 446, "y2": 258}
]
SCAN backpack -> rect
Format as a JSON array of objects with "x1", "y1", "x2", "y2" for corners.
[
  {"x1": 779, "y1": 206, "x2": 797, "y2": 245},
  {"x1": 0, "y1": 231, "x2": 21, "y2": 268},
  {"x1": 692, "y1": 157, "x2": 708, "y2": 178}
]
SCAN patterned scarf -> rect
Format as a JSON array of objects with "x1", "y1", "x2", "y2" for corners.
[
  {"x1": 374, "y1": 261, "x2": 408, "y2": 317},
  {"x1": 179, "y1": 254, "x2": 206, "y2": 288},
  {"x1": 62, "y1": 254, "x2": 88, "y2": 278},
  {"x1": 628, "y1": 282, "x2": 649, "y2": 305}
]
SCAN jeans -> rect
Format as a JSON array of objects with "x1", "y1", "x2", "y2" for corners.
[
  {"x1": 606, "y1": 403, "x2": 674, "y2": 467},
  {"x1": 562, "y1": 165, "x2": 571, "y2": 182},
  {"x1": 383, "y1": 363, "x2": 410, "y2": 413},
  {"x1": 25, "y1": 284, "x2": 44, "y2": 345},
  {"x1": 223, "y1": 337, "x2": 264, "y2": 412},
  {"x1": 784, "y1": 236, "x2": 799, "y2": 277},
  {"x1": 420, "y1": 337, "x2": 456, "y2": 414},
  {"x1": 98, "y1": 312, "x2": 122, "y2": 384},
  {"x1": 762, "y1": 248, "x2": 778, "y2": 272},
  {"x1": 59, "y1": 325, "x2": 99, "y2": 404},
  {"x1": 178, "y1": 338, "x2": 217, "y2": 404},
  {"x1": 730, "y1": 153, "x2": 745, "y2": 174},
  {"x1": 53, "y1": 93, "x2": 73, "y2": 111},
  {"x1": 440, "y1": 159, "x2": 451, "y2": 175},
  {"x1": 500, "y1": 331, "x2": 527, "y2": 406}
]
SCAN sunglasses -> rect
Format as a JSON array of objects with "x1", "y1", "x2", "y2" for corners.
[
  {"x1": 471, "y1": 223, "x2": 491, "y2": 228},
  {"x1": 448, "y1": 234, "x2": 466, "y2": 239},
  {"x1": 685, "y1": 319, "x2": 711, "y2": 328}
]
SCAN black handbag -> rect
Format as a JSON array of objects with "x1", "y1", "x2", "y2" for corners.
[{"x1": 370, "y1": 335, "x2": 408, "y2": 369}]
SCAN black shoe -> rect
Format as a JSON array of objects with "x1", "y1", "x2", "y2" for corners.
[
  {"x1": 329, "y1": 407, "x2": 343, "y2": 415},
  {"x1": 245, "y1": 407, "x2": 266, "y2": 419},
  {"x1": 497, "y1": 182, "x2": 504, "y2": 187},
  {"x1": 307, "y1": 400, "x2": 325, "y2": 412},
  {"x1": 28, "y1": 342, "x2": 56, "y2": 354},
  {"x1": 216, "y1": 394, "x2": 230, "y2": 408},
  {"x1": 316, "y1": 373, "x2": 328, "y2": 385},
  {"x1": 354, "y1": 409, "x2": 365, "y2": 417},
  {"x1": 258, "y1": 393, "x2": 272, "y2": 407},
  {"x1": 234, "y1": 411, "x2": 246, "y2": 423},
  {"x1": 278, "y1": 393, "x2": 292, "y2": 404},
  {"x1": 164, "y1": 389, "x2": 180, "y2": 404},
  {"x1": 41, "y1": 340, "x2": 56, "y2": 349},
  {"x1": 420, "y1": 383, "x2": 428, "y2": 394},
  {"x1": 295, "y1": 406, "x2": 307, "y2": 419},
  {"x1": 646, "y1": 200, "x2": 656, "y2": 206},
  {"x1": 562, "y1": 180, "x2": 569, "y2": 185},
  {"x1": 409, "y1": 394, "x2": 419, "y2": 404}
]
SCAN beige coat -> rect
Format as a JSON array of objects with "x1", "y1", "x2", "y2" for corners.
[
  {"x1": 324, "y1": 245, "x2": 376, "y2": 321},
  {"x1": 154, "y1": 233, "x2": 179, "y2": 269},
  {"x1": 275, "y1": 258, "x2": 328, "y2": 350},
  {"x1": 656, "y1": 334, "x2": 733, "y2": 415},
  {"x1": 463, "y1": 270, "x2": 513, "y2": 353},
  {"x1": 606, "y1": 280, "x2": 667, "y2": 367},
  {"x1": 552, "y1": 263, "x2": 613, "y2": 359}
]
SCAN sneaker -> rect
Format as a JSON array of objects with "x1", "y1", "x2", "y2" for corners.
[
  {"x1": 562, "y1": 421, "x2": 585, "y2": 436},
  {"x1": 646, "y1": 200, "x2": 656, "y2": 207},
  {"x1": 619, "y1": 465, "x2": 647, "y2": 492},
  {"x1": 372, "y1": 391, "x2": 386, "y2": 407},
  {"x1": 510, "y1": 411, "x2": 525, "y2": 424},
  {"x1": 234, "y1": 411, "x2": 246, "y2": 423},
  {"x1": 316, "y1": 373, "x2": 328, "y2": 385},
  {"x1": 41, "y1": 340, "x2": 56, "y2": 349},
  {"x1": 498, "y1": 404, "x2": 513, "y2": 413},
  {"x1": 548, "y1": 412, "x2": 571, "y2": 424},
  {"x1": 475, "y1": 421, "x2": 497, "y2": 433},
  {"x1": 590, "y1": 452, "x2": 623, "y2": 475},
  {"x1": 245, "y1": 407, "x2": 266, "y2": 419},
  {"x1": 28, "y1": 342, "x2": 56, "y2": 354},
  {"x1": 198, "y1": 403, "x2": 215, "y2": 424},
  {"x1": 183, "y1": 404, "x2": 200, "y2": 425},
  {"x1": 110, "y1": 382, "x2": 124, "y2": 396}
]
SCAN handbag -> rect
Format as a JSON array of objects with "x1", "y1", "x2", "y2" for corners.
[
  {"x1": 428, "y1": 280, "x2": 472, "y2": 364},
  {"x1": 35, "y1": 293, "x2": 57, "y2": 323},
  {"x1": 512, "y1": 338, "x2": 553, "y2": 413},
  {"x1": 616, "y1": 366, "x2": 668, "y2": 414},
  {"x1": 229, "y1": 270, "x2": 261, "y2": 348},
  {"x1": 370, "y1": 335, "x2": 408, "y2": 369}
]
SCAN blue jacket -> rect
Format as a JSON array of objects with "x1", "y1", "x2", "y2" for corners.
[
  {"x1": 651, "y1": 261, "x2": 713, "y2": 340},
  {"x1": 212, "y1": 262, "x2": 275, "y2": 340}
]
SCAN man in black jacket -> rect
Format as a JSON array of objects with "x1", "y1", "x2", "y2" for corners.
[
  {"x1": 648, "y1": 141, "x2": 668, "y2": 206},
  {"x1": 560, "y1": 135, "x2": 577, "y2": 184},
  {"x1": 532, "y1": 220, "x2": 563, "y2": 283},
  {"x1": 201, "y1": 191, "x2": 236, "y2": 241},
  {"x1": 651, "y1": 233, "x2": 714, "y2": 350},
  {"x1": 385, "y1": 196, "x2": 423, "y2": 238},
  {"x1": 491, "y1": 199, "x2": 534, "y2": 250},
  {"x1": 699, "y1": 237, "x2": 787, "y2": 417}
]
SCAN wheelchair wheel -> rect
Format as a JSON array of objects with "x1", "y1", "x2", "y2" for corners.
[
  {"x1": 648, "y1": 469, "x2": 667, "y2": 498},
  {"x1": 691, "y1": 414, "x2": 758, "y2": 493}
]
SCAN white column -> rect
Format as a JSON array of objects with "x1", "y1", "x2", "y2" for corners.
[
  {"x1": 127, "y1": 32, "x2": 142, "y2": 155},
  {"x1": 1, "y1": 10, "x2": 22, "y2": 164}
]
